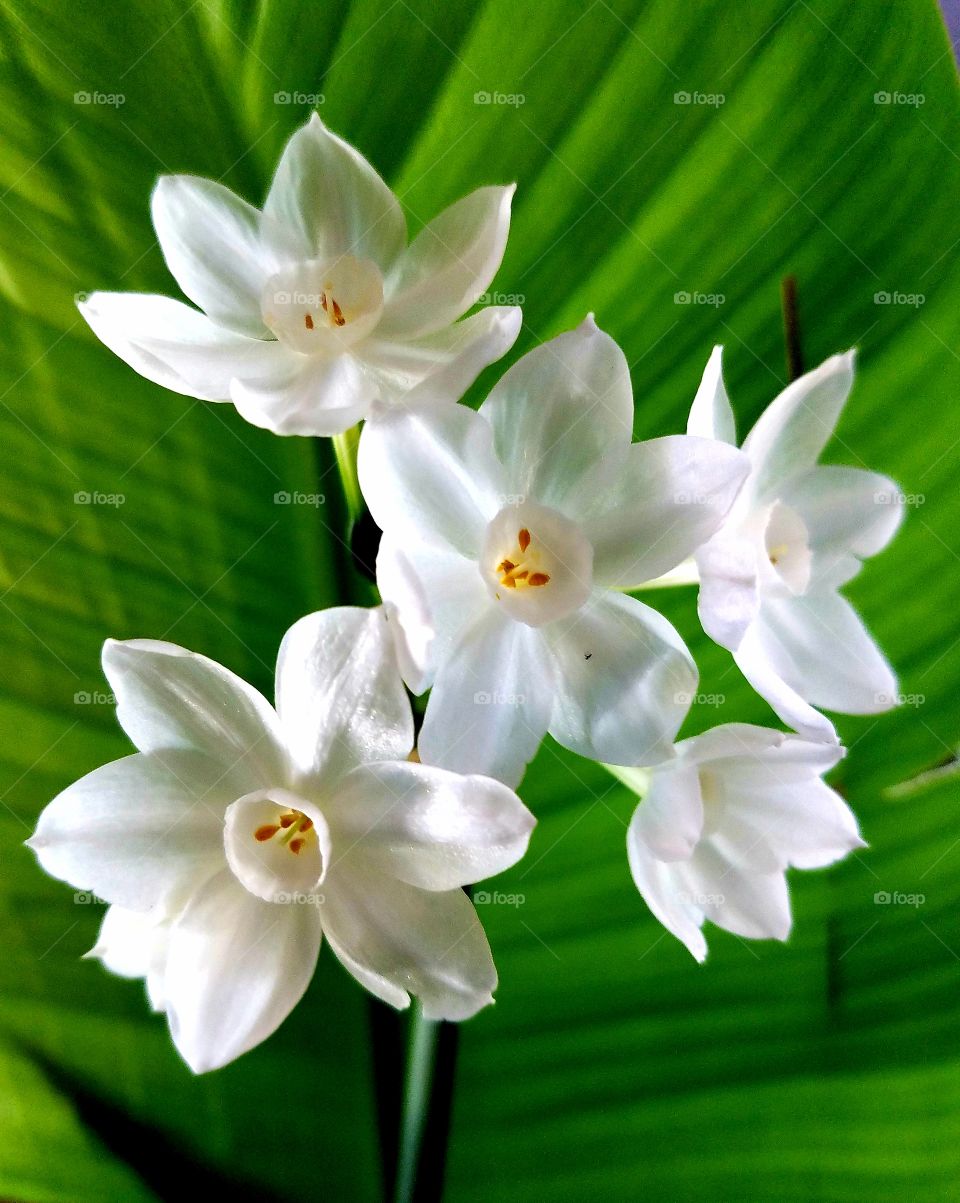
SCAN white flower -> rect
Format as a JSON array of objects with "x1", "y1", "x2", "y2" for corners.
[
  {"x1": 618, "y1": 723, "x2": 864, "y2": 961},
  {"x1": 78, "y1": 114, "x2": 521, "y2": 436},
  {"x1": 360, "y1": 317, "x2": 750, "y2": 786},
  {"x1": 688, "y1": 347, "x2": 903, "y2": 742},
  {"x1": 28, "y1": 608, "x2": 535, "y2": 1072}
]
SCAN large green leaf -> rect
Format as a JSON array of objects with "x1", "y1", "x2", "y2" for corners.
[{"x1": 0, "y1": 0, "x2": 957, "y2": 1199}]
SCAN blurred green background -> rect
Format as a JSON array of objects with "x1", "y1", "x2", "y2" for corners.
[{"x1": 0, "y1": 1, "x2": 958, "y2": 1199}]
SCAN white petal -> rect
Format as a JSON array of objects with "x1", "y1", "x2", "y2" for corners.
[
  {"x1": 151, "y1": 175, "x2": 269, "y2": 337},
  {"x1": 163, "y1": 869, "x2": 322, "y2": 1072},
  {"x1": 741, "y1": 351, "x2": 855, "y2": 503},
  {"x1": 418, "y1": 607, "x2": 553, "y2": 789},
  {"x1": 682, "y1": 723, "x2": 844, "y2": 773},
  {"x1": 694, "y1": 530, "x2": 760, "y2": 651},
  {"x1": 631, "y1": 761, "x2": 704, "y2": 861},
  {"x1": 378, "y1": 185, "x2": 515, "y2": 339},
  {"x1": 687, "y1": 345, "x2": 736, "y2": 444},
  {"x1": 275, "y1": 607, "x2": 413, "y2": 782},
  {"x1": 86, "y1": 905, "x2": 170, "y2": 1011},
  {"x1": 783, "y1": 465, "x2": 904, "y2": 570},
  {"x1": 683, "y1": 841, "x2": 792, "y2": 942},
  {"x1": 626, "y1": 819, "x2": 708, "y2": 962},
  {"x1": 376, "y1": 543, "x2": 437, "y2": 694},
  {"x1": 360, "y1": 306, "x2": 521, "y2": 405},
  {"x1": 102, "y1": 638, "x2": 288, "y2": 785},
  {"x1": 734, "y1": 625, "x2": 839, "y2": 744},
  {"x1": 582, "y1": 436, "x2": 749, "y2": 587},
  {"x1": 78, "y1": 292, "x2": 292, "y2": 401},
  {"x1": 261, "y1": 114, "x2": 406, "y2": 272},
  {"x1": 749, "y1": 591, "x2": 898, "y2": 716},
  {"x1": 478, "y1": 316, "x2": 635, "y2": 510},
  {"x1": 545, "y1": 592, "x2": 696, "y2": 767},
  {"x1": 321, "y1": 870, "x2": 496, "y2": 1020},
  {"x1": 358, "y1": 400, "x2": 504, "y2": 557},
  {"x1": 230, "y1": 351, "x2": 377, "y2": 436},
  {"x1": 329, "y1": 761, "x2": 535, "y2": 890},
  {"x1": 376, "y1": 536, "x2": 489, "y2": 693},
  {"x1": 28, "y1": 751, "x2": 228, "y2": 911}
]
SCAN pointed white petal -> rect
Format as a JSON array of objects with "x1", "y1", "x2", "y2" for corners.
[
  {"x1": 687, "y1": 345, "x2": 736, "y2": 444},
  {"x1": 163, "y1": 870, "x2": 322, "y2": 1072},
  {"x1": 360, "y1": 306, "x2": 521, "y2": 405},
  {"x1": 261, "y1": 114, "x2": 406, "y2": 271},
  {"x1": 734, "y1": 624, "x2": 839, "y2": 743},
  {"x1": 275, "y1": 607, "x2": 413, "y2": 782},
  {"x1": 321, "y1": 870, "x2": 496, "y2": 1020},
  {"x1": 357, "y1": 400, "x2": 504, "y2": 557},
  {"x1": 151, "y1": 175, "x2": 269, "y2": 337},
  {"x1": 102, "y1": 638, "x2": 288, "y2": 784},
  {"x1": 28, "y1": 751, "x2": 228, "y2": 911},
  {"x1": 682, "y1": 723, "x2": 844, "y2": 773},
  {"x1": 583, "y1": 435, "x2": 749, "y2": 586},
  {"x1": 418, "y1": 607, "x2": 552, "y2": 789},
  {"x1": 86, "y1": 905, "x2": 171, "y2": 1011},
  {"x1": 631, "y1": 761, "x2": 704, "y2": 862},
  {"x1": 78, "y1": 292, "x2": 293, "y2": 401},
  {"x1": 694, "y1": 530, "x2": 760, "y2": 651},
  {"x1": 378, "y1": 185, "x2": 515, "y2": 339},
  {"x1": 545, "y1": 591, "x2": 696, "y2": 767},
  {"x1": 784, "y1": 464, "x2": 904, "y2": 568},
  {"x1": 741, "y1": 351, "x2": 855, "y2": 503},
  {"x1": 230, "y1": 351, "x2": 377, "y2": 436},
  {"x1": 626, "y1": 819, "x2": 708, "y2": 962},
  {"x1": 329, "y1": 761, "x2": 535, "y2": 890},
  {"x1": 750, "y1": 591, "x2": 898, "y2": 715},
  {"x1": 684, "y1": 842, "x2": 792, "y2": 942},
  {"x1": 376, "y1": 542, "x2": 437, "y2": 695},
  {"x1": 478, "y1": 316, "x2": 634, "y2": 509}
]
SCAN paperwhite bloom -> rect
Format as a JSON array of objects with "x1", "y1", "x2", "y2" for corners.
[
  {"x1": 78, "y1": 114, "x2": 521, "y2": 436},
  {"x1": 29, "y1": 608, "x2": 535, "y2": 1072},
  {"x1": 617, "y1": 723, "x2": 864, "y2": 961},
  {"x1": 360, "y1": 317, "x2": 750, "y2": 786},
  {"x1": 688, "y1": 347, "x2": 903, "y2": 742}
]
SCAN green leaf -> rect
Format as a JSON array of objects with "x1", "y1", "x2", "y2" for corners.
[{"x1": 0, "y1": 0, "x2": 958, "y2": 1199}]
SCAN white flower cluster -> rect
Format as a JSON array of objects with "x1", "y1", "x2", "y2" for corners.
[{"x1": 30, "y1": 116, "x2": 903, "y2": 1072}]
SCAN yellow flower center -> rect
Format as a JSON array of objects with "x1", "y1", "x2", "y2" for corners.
[
  {"x1": 253, "y1": 809, "x2": 317, "y2": 857},
  {"x1": 496, "y1": 527, "x2": 552, "y2": 591}
]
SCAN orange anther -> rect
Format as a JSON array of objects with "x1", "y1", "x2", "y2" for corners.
[
  {"x1": 497, "y1": 559, "x2": 516, "y2": 574},
  {"x1": 289, "y1": 838, "x2": 305, "y2": 855},
  {"x1": 279, "y1": 814, "x2": 297, "y2": 828},
  {"x1": 518, "y1": 528, "x2": 531, "y2": 552},
  {"x1": 304, "y1": 313, "x2": 314, "y2": 330},
  {"x1": 528, "y1": 572, "x2": 551, "y2": 587},
  {"x1": 299, "y1": 817, "x2": 314, "y2": 832},
  {"x1": 331, "y1": 298, "x2": 346, "y2": 327},
  {"x1": 255, "y1": 824, "x2": 279, "y2": 842}
]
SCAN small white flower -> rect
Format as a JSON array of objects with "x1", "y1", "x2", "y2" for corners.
[
  {"x1": 360, "y1": 317, "x2": 750, "y2": 786},
  {"x1": 688, "y1": 347, "x2": 903, "y2": 741},
  {"x1": 29, "y1": 608, "x2": 535, "y2": 1072},
  {"x1": 619, "y1": 723, "x2": 865, "y2": 961},
  {"x1": 78, "y1": 114, "x2": 521, "y2": 435}
]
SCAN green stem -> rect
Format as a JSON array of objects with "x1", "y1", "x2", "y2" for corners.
[
  {"x1": 394, "y1": 1004, "x2": 440, "y2": 1203},
  {"x1": 602, "y1": 763, "x2": 652, "y2": 798},
  {"x1": 332, "y1": 425, "x2": 363, "y2": 526}
]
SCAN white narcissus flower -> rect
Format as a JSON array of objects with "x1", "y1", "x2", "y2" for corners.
[
  {"x1": 77, "y1": 114, "x2": 521, "y2": 436},
  {"x1": 615, "y1": 723, "x2": 864, "y2": 961},
  {"x1": 28, "y1": 608, "x2": 535, "y2": 1073},
  {"x1": 360, "y1": 317, "x2": 750, "y2": 787},
  {"x1": 687, "y1": 347, "x2": 903, "y2": 742}
]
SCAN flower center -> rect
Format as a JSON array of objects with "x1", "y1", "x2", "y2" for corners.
[
  {"x1": 223, "y1": 788, "x2": 331, "y2": 904},
  {"x1": 480, "y1": 501, "x2": 593, "y2": 627},
  {"x1": 261, "y1": 255, "x2": 384, "y2": 356},
  {"x1": 762, "y1": 501, "x2": 812, "y2": 595}
]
